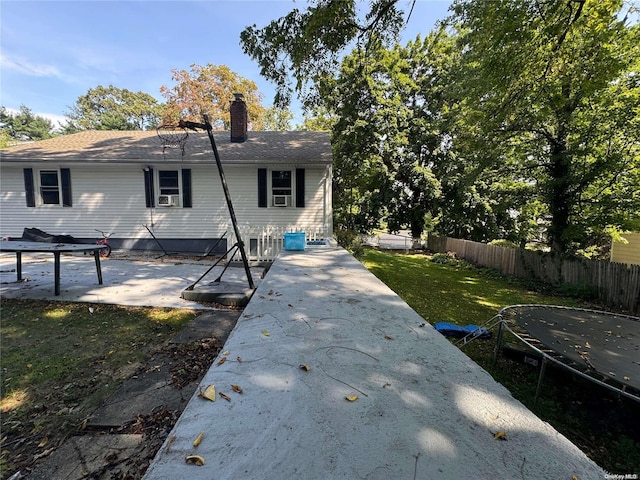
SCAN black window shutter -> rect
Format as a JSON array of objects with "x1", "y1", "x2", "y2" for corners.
[
  {"x1": 144, "y1": 168, "x2": 155, "y2": 208},
  {"x1": 23, "y1": 168, "x2": 35, "y2": 207},
  {"x1": 182, "y1": 169, "x2": 192, "y2": 208},
  {"x1": 258, "y1": 168, "x2": 267, "y2": 208},
  {"x1": 61, "y1": 168, "x2": 72, "y2": 207},
  {"x1": 296, "y1": 168, "x2": 305, "y2": 208}
]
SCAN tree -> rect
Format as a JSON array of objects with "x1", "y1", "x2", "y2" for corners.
[
  {"x1": 450, "y1": 0, "x2": 640, "y2": 255},
  {"x1": 240, "y1": 0, "x2": 409, "y2": 108},
  {"x1": 160, "y1": 64, "x2": 266, "y2": 129},
  {"x1": 322, "y1": 34, "x2": 459, "y2": 242},
  {"x1": 295, "y1": 107, "x2": 336, "y2": 131},
  {"x1": 0, "y1": 105, "x2": 54, "y2": 141},
  {"x1": 263, "y1": 106, "x2": 294, "y2": 131},
  {"x1": 65, "y1": 85, "x2": 163, "y2": 131}
]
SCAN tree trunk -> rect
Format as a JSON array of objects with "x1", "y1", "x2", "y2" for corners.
[
  {"x1": 547, "y1": 134, "x2": 571, "y2": 256},
  {"x1": 546, "y1": 81, "x2": 574, "y2": 256}
]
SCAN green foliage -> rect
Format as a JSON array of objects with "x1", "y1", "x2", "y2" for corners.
[
  {"x1": 65, "y1": 85, "x2": 163, "y2": 131},
  {"x1": 263, "y1": 106, "x2": 293, "y2": 131},
  {"x1": 295, "y1": 106, "x2": 336, "y2": 131},
  {"x1": 429, "y1": 252, "x2": 459, "y2": 265},
  {"x1": 450, "y1": 0, "x2": 640, "y2": 254},
  {"x1": 334, "y1": 228, "x2": 364, "y2": 258},
  {"x1": 0, "y1": 127, "x2": 12, "y2": 148},
  {"x1": 488, "y1": 239, "x2": 519, "y2": 249},
  {"x1": 0, "y1": 105, "x2": 54, "y2": 141},
  {"x1": 240, "y1": 0, "x2": 406, "y2": 108},
  {"x1": 323, "y1": 34, "x2": 459, "y2": 239}
]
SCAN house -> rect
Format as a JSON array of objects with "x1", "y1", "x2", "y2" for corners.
[
  {"x1": 0, "y1": 97, "x2": 333, "y2": 260},
  {"x1": 611, "y1": 232, "x2": 640, "y2": 266}
]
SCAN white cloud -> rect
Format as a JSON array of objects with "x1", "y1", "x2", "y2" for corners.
[
  {"x1": 39, "y1": 113, "x2": 68, "y2": 131},
  {"x1": 3, "y1": 107, "x2": 68, "y2": 132},
  {"x1": 0, "y1": 52, "x2": 64, "y2": 79}
]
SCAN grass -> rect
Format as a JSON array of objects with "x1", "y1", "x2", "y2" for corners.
[
  {"x1": 360, "y1": 248, "x2": 640, "y2": 475},
  {"x1": 0, "y1": 299, "x2": 198, "y2": 477}
]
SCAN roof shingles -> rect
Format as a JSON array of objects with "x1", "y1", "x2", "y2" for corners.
[{"x1": 0, "y1": 130, "x2": 332, "y2": 165}]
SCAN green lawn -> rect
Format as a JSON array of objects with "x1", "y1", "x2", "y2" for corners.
[
  {"x1": 360, "y1": 248, "x2": 640, "y2": 474},
  {"x1": 0, "y1": 299, "x2": 198, "y2": 476}
]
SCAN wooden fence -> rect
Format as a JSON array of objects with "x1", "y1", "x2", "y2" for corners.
[{"x1": 426, "y1": 234, "x2": 640, "y2": 314}]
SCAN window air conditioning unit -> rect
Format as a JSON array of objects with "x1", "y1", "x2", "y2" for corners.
[
  {"x1": 272, "y1": 195, "x2": 290, "y2": 207},
  {"x1": 158, "y1": 194, "x2": 178, "y2": 207}
]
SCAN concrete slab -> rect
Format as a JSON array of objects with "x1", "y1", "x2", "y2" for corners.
[
  {"x1": 170, "y1": 310, "x2": 242, "y2": 344},
  {"x1": 144, "y1": 246, "x2": 605, "y2": 480},
  {"x1": 28, "y1": 434, "x2": 143, "y2": 480},
  {"x1": 0, "y1": 253, "x2": 263, "y2": 309},
  {"x1": 88, "y1": 355, "x2": 193, "y2": 428},
  {"x1": 90, "y1": 310, "x2": 242, "y2": 428}
]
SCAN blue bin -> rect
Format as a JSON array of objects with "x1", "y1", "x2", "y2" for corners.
[{"x1": 284, "y1": 232, "x2": 306, "y2": 251}]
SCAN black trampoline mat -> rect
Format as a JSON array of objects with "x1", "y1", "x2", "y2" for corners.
[{"x1": 502, "y1": 305, "x2": 640, "y2": 391}]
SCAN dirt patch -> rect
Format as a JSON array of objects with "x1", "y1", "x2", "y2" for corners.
[{"x1": 2, "y1": 320, "x2": 236, "y2": 479}]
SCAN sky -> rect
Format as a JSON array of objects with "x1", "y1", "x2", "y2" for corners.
[{"x1": 0, "y1": 0, "x2": 453, "y2": 129}]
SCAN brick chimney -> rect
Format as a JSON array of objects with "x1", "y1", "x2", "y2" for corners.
[{"x1": 230, "y1": 93, "x2": 248, "y2": 143}]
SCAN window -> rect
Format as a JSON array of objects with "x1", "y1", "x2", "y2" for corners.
[
  {"x1": 23, "y1": 168, "x2": 72, "y2": 207},
  {"x1": 271, "y1": 170, "x2": 291, "y2": 206},
  {"x1": 40, "y1": 170, "x2": 60, "y2": 204},
  {"x1": 258, "y1": 168, "x2": 305, "y2": 208},
  {"x1": 272, "y1": 170, "x2": 291, "y2": 196},
  {"x1": 159, "y1": 170, "x2": 179, "y2": 195},
  {"x1": 144, "y1": 168, "x2": 192, "y2": 208}
]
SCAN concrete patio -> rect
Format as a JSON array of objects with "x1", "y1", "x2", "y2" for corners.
[{"x1": 0, "y1": 251, "x2": 263, "y2": 309}]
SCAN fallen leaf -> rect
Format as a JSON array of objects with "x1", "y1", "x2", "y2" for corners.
[
  {"x1": 193, "y1": 432, "x2": 204, "y2": 447},
  {"x1": 624, "y1": 376, "x2": 631, "y2": 381},
  {"x1": 231, "y1": 384, "x2": 243, "y2": 394},
  {"x1": 38, "y1": 437, "x2": 48, "y2": 448},
  {"x1": 384, "y1": 335, "x2": 393, "y2": 340},
  {"x1": 585, "y1": 342, "x2": 591, "y2": 348},
  {"x1": 165, "y1": 435, "x2": 176, "y2": 453},
  {"x1": 261, "y1": 330, "x2": 270, "y2": 337},
  {"x1": 219, "y1": 392, "x2": 231, "y2": 402},
  {"x1": 185, "y1": 455, "x2": 205, "y2": 466},
  {"x1": 493, "y1": 431, "x2": 507, "y2": 440},
  {"x1": 217, "y1": 357, "x2": 227, "y2": 366},
  {"x1": 198, "y1": 384, "x2": 216, "y2": 402},
  {"x1": 346, "y1": 395, "x2": 358, "y2": 402},
  {"x1": 222, "y1": 350, "x2": 230, "y2": 356},
  {"x1": 299, "y1": 364, "x2": 311, "y2": 371},
  {"x1": 88, "y1": 307, "x2": 94, "y2": 314},
  {"x1": 33, "y1": 447, "x2": 54, "y2": 461}
]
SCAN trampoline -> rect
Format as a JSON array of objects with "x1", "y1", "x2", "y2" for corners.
[{"x1": 459, "y1": 305, "x2": 640, "y2": 402}]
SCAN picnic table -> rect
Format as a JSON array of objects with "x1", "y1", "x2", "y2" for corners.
[{"x1": 0, "y1": 240, "x2": 105, "y2": 296}]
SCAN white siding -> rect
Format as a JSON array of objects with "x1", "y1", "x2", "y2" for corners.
[{"x1": 0, "y1": 163, "x2": 332, "y2": 244}]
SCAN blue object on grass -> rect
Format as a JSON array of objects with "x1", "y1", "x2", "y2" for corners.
[{"x1": 434, "y1": 322, "x2": 492, "y2": 339}]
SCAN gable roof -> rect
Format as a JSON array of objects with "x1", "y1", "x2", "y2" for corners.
[{"x1": 0, "y1": 130, "x2": 332, "y2": 165}]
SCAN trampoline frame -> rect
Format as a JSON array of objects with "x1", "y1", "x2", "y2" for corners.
[{"x1": 455, "y1": 304, "x2": 640, "y2": 403}]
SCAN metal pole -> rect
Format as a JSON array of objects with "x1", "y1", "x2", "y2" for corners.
[
  {"x1": 535, "y1": 357, "x2": 547, "y2": 403},
  {"x1": 493, "y1": 320, "x2": 504, "y2": 368},
  {"x1": 200, "y1": 115, "x2": 255, "y2": 289}
]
